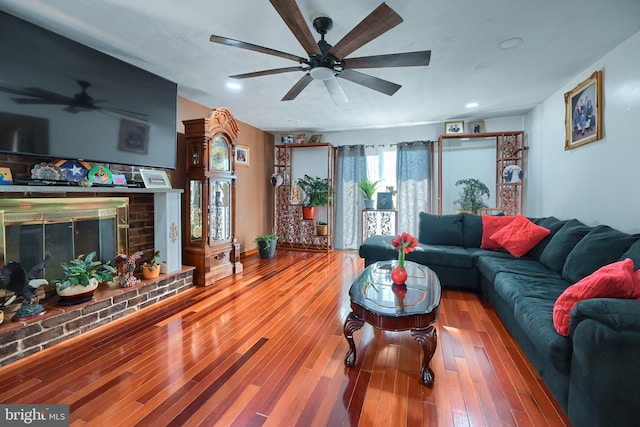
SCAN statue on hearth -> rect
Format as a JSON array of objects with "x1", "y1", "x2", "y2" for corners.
[
  {"x1": 115, "y1": 251, "x2": 143, "y2": 287},
  {"x1": 0, "y1": 253, "x2": 52, "y2": 321}
]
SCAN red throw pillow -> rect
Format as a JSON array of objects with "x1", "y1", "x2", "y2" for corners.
[
  {"x1": 490, "y1": 215, "x2": 551, "y2": 257},
  {"x1": 553, "y1": 258, "x2": 637, "y2": 336},
  {"x1": 481, "y1": 215, "x2": 516, "y2": 250}
]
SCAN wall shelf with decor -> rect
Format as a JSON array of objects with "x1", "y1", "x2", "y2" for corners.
[
  {"x1": 273, "y1": 143, "x2": 335, "y2": 252},
  {"x1": 437, "y1": 131, "x2": 526, "y2": 215}
]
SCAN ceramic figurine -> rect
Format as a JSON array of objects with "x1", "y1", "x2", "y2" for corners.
[
  {"x1": 116, "y1": 251, "x2": 143, "y2": 287},
  {"x1": 0, "y1": 253, "x2": 51, "y2": 321}
]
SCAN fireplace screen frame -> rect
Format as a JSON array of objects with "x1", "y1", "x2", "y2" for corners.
[{"x1": 0, "y1": 197, "x2": 129, "y2": 281}]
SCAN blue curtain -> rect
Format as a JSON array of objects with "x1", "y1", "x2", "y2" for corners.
[
  {"x1": 335, "y1": 145, "x2": 366, "y2": 249},
  {"x1": 397, "y1": 141, "x2": 432, "y2": 236}
]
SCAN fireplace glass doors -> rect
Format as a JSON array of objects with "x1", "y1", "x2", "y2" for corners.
[{"x1": 0, "y1": 197, "x2": 128, "y2": 281}]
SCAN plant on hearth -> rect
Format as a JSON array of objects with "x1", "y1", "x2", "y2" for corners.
[
  {"x1": 142, "y1": 250, "x2": 161, "y2": 271},
  {"x1": 54, "y1": 251, "x2": 117, "y2": 292}
]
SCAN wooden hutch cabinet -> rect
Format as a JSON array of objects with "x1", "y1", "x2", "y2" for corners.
[{"x1": 182, "y1": 108, "x2": 242, "y2": 286}]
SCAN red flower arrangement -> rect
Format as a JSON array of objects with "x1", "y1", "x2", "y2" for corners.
[{"x1": 390, "y1": 232, "x2": 418, "y2": 284}]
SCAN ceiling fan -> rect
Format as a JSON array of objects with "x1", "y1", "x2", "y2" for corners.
[
  {"x1": 209, "y1": 1, "x2": 431, "y2": 104},
  {"x1": 0, "y1": 80, "x2": 147, "y2": 120}
]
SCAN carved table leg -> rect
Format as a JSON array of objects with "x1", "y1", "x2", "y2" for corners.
[
  {"x1": 343, "y1": 312, "x2": 365, "y2": 367},
  {"x1": 411, "y1": 326, "x2": 437, "y2": 386}
]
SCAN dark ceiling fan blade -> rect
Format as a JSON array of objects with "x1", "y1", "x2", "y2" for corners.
[
  {"x1": 269, "y1": 0, "x2": 321, "y2": 56},
  {"x1": 328, "y1": 3, "x2": 403, "y2": 60},
  {"x1": 281, "y1": 74, "x2": 313, "y2": 101},
  {"x1": 346, "y1": 51, "x2": 431, "y2": 69},
  {"x1": 339, "y1": 69, "x2": 401, "y2": 96},
  {"x1": 324, "y1": 78, "x2": 349, "y2": 105},
  {"x1": 210, "y1": 35, "x2": 306, "y2": 63},
  {"x1": 231, "y1": 66, "x2": 305, "y2": 79}
]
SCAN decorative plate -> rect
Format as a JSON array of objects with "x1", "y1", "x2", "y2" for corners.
[
  {"x1": 87, "y1": 165, "x2": 113, "y2": 185},
  {"x1": 31, "y1": 162, "x2": 64, "y2": 180},
  {"x1": 503, "y1": 165, "x2": 522, "y2": 183},
  {"x1": 54, "y1": 160, "x2": 90, "y2": 182}
]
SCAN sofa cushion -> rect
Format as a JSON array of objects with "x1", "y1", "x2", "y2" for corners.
[
  {"x1": 512, "y1": 296, "x2": 573, "y2": 375},
  {"x1": 480, "y1": 215, "x2": 516, "y2": 250},
  {"x1": 476, "y1": 255, "x2": 562, "y2": 283},
  {"x1": 619, "y1": 239, "x2": 640, "y2": 268},
  {"x1": 359, "y1": 235, "x2": 396, "y2": 261},
  {"x1": 409, "y1": 244, "x2": 475, "y2": 269},
  {"x1": 491, "y1": 271, "x2": 569, "y2": 306},
  {"x1": 418, "y1": 212, "x2": 464, "y2": 246},
  {"x1": 539, "y1": 219, "x2": 591, "y2": 274},
  {"x1": 461, "y1": 213, "x2": 483, "y2": 248},
  {"x1": 490, "y1": 216, "x2": 551, "y2": 257},
  {"x1": 527, "y1": 217, "x2": 567, "y2": 260},
  {"x1": 553, "y1": 259, "x2": 639, "y2": 336},
  {"x1": 562, "y1": 225, "x2": 639, "y2": 283}
]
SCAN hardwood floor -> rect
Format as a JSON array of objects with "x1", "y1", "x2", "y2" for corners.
[{"x1": 0, "y1": 250, "x2": 571, "y2": 426}]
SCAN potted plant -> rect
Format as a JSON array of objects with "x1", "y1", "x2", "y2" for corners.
[
  {"x1": 296, "y1": 174, "x2": 334, "y2": 220},
  {"x1": 358, "y1": 178, "x2": 380, "y2": 209},
  {"x1": 255, "y1": 233, "x2": 278, "y2": 258},
  {"x1": 141, "y1": 250, "x2": 161, "y2": 279},
  {"x1": 453, "y1": 178, "x2": 490, "y2": 214},
  {"x1": 316, "y1": 220, "x2": 328, "y2": 236},
  {"x1": 54, "y1": 251, "x2": 117, "y2": 305}
]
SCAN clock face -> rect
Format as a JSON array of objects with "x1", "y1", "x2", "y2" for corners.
[{"x1": 210, "y1": 136, "x2": 229, "y2": 170}]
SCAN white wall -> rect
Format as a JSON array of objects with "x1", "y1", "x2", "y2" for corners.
[{"x1": 525, "y1": 30, "x2": 640, "y2": 233}]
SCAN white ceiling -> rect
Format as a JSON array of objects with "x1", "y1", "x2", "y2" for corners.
[{"x1": 1, "y1": 0, "x2": 640, "y2": 133}]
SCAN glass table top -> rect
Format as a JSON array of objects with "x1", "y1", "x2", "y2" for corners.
[{"x1": 350, "y1": 260, "x2": 441, "y2": 317}]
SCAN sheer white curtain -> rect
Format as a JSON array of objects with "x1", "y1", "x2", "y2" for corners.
[
  {"x1": 397, "y1": 141, "x2": 432, "y2": 236},
  {"x1": 365, "y1": 145, "x2": 397, "y2": 198},
  {"x1": 334, "y1": 145, "x2": 366, "y2": 250}
]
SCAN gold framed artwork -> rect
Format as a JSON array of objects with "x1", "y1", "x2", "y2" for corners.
[
  {"x1": 468, "y1": 119, "x2": 485, "y2": 134},
  {"x1": 235, "y1": 145, "x2": 250, "y2": 167},
  {"x1": 564, "y1": 70, "x2": 603, "y2": 150},
  {"x1": 308, "y1": 134, "x2": 322, "y2": 143},
  {"x1": 444, "y1": 120, "x2": 464, "y2": 134}
]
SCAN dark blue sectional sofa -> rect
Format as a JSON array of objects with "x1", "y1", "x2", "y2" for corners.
[{"x1": 359, "y1": 212, "x2": 640, "y2": 427}]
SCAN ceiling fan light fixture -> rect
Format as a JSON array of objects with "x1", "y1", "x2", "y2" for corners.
[{"x1": 310, "y1": 66, "x2": 335, "y2": 81}]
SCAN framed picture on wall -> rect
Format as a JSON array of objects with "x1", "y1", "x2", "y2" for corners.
[
  {"x1": 140, "y1": 169, "x2": 172, "y2": 189},
  {"x1": 444, "y1": 120, "x2": 464, "y2": 134},
  {"x1": 235, "y1": 145, "x2": 250, "y2": 167},
  {"x1": 564, "y1": 70, "x2": 603, "y2": 150}
]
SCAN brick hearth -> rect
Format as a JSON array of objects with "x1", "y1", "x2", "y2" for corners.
[{"x1": 0, "y1": 267, "x2": 194, "y2": 366}]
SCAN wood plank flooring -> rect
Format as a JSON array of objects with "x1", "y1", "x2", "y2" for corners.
[{"x1": 0, "y1": 250, "x2": 571, "y2": 426}]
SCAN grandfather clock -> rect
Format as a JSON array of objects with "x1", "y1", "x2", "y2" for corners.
[{"x1": 183, "y1": 107, "x2": 242, "y2": 286}]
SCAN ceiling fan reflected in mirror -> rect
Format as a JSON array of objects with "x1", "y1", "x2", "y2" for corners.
[
  {"x1": 209, "y1": 1, "x2": 431, "y2": 104},
  {"x1": 0, "y1": 80, "x2": 148, "y2": 120}
]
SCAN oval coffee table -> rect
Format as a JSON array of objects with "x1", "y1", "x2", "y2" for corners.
[{"x1": 343, "y1": 260, "x2": 441, "y2": 386}]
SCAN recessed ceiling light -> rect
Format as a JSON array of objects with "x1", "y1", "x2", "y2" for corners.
[
  {"x1": 226, "y1": 82, "x2": 242, "y2": 90},
  {"x1": 466, "y1": 102, "x2": 479, "y2": 108},
  {"x1": 499, "y1": 37, "x2": 524, "y2": 50}
]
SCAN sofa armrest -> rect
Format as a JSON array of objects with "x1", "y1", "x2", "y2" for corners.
[
  {"x1": 567, "y1": 298, "x2": 640, "y2": 427},
  {"x1": 569, "y1": 298, "x2": 640, "y2": 333}
]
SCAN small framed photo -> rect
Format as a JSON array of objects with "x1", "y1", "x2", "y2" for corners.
[
  {"x1": 468, "y1": 120, "x2": 485, "y2": 134},
  {"x1": 0, "y1": 167, "x2": 13, "y2": 185},
  {"x1": 280, "y1": 134, "x2": 294, "y2": 145},
  {"x1": 376, "y1": 192, "x2": 393, "y2": 210},
  {"x1": 118, "y1": 119, "x2": 150, "y2": 154},
  {"x1": 445, "y1": 120, "x2": 465, "y2": 134},
  {"x1": 295, "y1": 134, "x2": 306, "y2": 144},
  {"x1": 308, "y1": 134, "x2": 322, "y2": 143},
  {"x1": 565, "y1": 70, "x2": 603, "y2": 150},
  {"x1": 112, "y1": 174, "x2": 127, "y2": 186},
  {"x1": 139, "y1": 169, "x2": 172, "y2": 189},
  {"x1": 235, "y1": 145, "x2": 250, "y2": 167}
]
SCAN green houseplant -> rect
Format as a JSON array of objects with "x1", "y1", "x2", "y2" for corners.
[
  {"x1": 453, "y1": 178, "x2": 490, "y2": 214},
  {"x1": 316, "y1": 220, "x2": 328, "y2": 236},
  {"x1": 141, "y1": 250, "x2": 161, "y2": 279},
  {"x1": 54, "y1": 251, "x2": 117, "y2": 305},
  {"x1": 296, "y1": 175, "x2": 334, "y2": 219},
  {"x1": 358, "y1": 178, "x2": 380, "y2": 209},
  {"x1": 255, "y1": 233, "x2": 278, "y2": 258}
]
